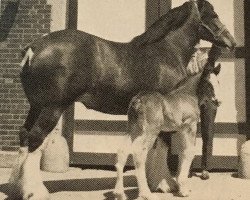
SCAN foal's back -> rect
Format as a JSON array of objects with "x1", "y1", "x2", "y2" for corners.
[
  {"x1": 128, "y1": 88, "x2": 200, "y2": 135},
  {"x1": 163, "y1": 92, "x2": 200, "y2": 129}
]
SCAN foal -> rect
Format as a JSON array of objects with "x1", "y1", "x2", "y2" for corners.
[{"x1": 114, "y1": 63, "x2": 221, "y2": 199}]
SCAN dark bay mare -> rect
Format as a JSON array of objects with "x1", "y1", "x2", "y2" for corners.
[{"x1": 9, "y1": 0, "x2": 236, "y2": 199}]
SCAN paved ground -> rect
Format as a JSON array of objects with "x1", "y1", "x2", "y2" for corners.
[{"x1": 0, "y1": 167, "x2": 250, "y2": 200}]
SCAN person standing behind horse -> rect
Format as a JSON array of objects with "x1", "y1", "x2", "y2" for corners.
[{"x1": 187, "y1": 44, "x2": 221, "y2": 180}]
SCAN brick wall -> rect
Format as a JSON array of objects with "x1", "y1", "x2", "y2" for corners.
[{"x1": 0, "y1": 0, "x2": 51, "y2": 151}]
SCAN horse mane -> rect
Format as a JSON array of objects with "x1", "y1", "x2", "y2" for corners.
[{"x1": 131, "y1": 2, "x2": 192, "y2": 46}]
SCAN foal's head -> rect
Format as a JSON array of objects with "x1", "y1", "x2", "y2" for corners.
[{"x1": 197, "y1": 63, "x2": 221, "y2": 107}]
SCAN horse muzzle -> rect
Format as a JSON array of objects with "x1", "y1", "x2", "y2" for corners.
[{"x1": 222, "y1": 32, "x2": 237, "y2": 50}]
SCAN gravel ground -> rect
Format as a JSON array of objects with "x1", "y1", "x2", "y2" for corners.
[{"x1": 0, "y1": 167, "x2": 250, "y2": 200}]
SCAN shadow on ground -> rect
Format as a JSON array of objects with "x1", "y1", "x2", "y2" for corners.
[{"x1": 0, "y1": 176, "x2": 138, "y2": 200}]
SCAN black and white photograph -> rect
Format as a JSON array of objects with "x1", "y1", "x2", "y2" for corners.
[{"x1": 0, "y1": 0, "x2": 249, "y2": 199}]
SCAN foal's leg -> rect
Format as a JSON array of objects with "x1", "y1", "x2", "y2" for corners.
[
  {"x1": 146, "y1": 136, "x2": 178, "y2": 193},
  {"x1": 176, "y1": 122, "x2": 197, "y2": 197},
  {"x1": 132, "y1": 132, "x2": 159, "y2": 200},
  {"x1": 9, "y1": 105, "x2": 66, "y2": 200},
  {"x1": 114, "y1": 136, "x2": 132, "y2": 200}
]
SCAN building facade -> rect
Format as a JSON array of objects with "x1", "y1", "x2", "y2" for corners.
[{"x1": 0, "y1": 0, "x2": 67, "y2": 151}]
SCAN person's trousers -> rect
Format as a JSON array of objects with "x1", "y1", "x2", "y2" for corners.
[{"x1": 200, "y1": 101, "x2": 218, "y2": 171}]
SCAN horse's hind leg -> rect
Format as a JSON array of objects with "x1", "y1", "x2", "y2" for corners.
[
  {"x1": 20, "y1": 105, "x2": 42, "y2": 147},
  {"x1": 176, "y1": 122, "x2": 197, "y2": 197},
  {"x1": 9, "y1": 105, "x2": 42, "y2": 199},
  {"x1": 9, "y1": 105, "x2": 66, "y2": 200}
]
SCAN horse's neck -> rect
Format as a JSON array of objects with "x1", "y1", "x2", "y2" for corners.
[
  {"x1": 151, "y1": 3, "x2": 200, "y2": 67},
  {"x1": 164, "y1": 25, "x2": 199, "y2": 67},
  {"x1": 163, "y1": 9, "x2": 200, "y2": 65},
  {"x1": 131, "y1": 2, "x2": 191, "y2": 46}
]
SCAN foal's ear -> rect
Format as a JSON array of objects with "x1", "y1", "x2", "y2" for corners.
[{"x1": 213, "y1": 63, "x2": 221, "y2": 75}]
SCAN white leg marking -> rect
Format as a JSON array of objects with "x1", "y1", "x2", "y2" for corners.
[
  {"x1": 175, "y1": 123, "x2": 197, "y2": 197},
  {"x1": 9, "y1": 139, "x2": 50, "y2": 200},
  {"x1": 133, "y1": 136, "x2": 159, "y2": 200},
  {"x1": 114, "y1": 136, "x2": 131, "y2": 200}
]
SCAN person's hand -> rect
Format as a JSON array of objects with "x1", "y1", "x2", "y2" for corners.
[{"x1": 187, "y1": 53, "x2": 199, "y2": 75}]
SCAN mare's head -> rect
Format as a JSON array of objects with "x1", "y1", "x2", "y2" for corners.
[
  {"x1": 197, "y1": 63, "x2": 222, "y2": 107},
  {"x1": 194, "y1": 0, "x2": 236, "y2": 50}
]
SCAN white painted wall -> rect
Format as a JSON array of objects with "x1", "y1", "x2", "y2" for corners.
[
  {"x1": 48, "y1": 0, "x2": 67, "y2": 32},
  {"x1": 215, "y1": 59, "x2": 246, "y2": 123},
  {"x1": 77, "y1": 0, "x2": 146, "y2": 42}
]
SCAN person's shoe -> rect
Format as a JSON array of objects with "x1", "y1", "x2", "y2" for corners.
[{"x1": 200, "y1": 170, "x2": 210, "y2": 180}]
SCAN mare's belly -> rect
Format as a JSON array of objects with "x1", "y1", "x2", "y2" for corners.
[{"x1": 78, "y1": 91, "x2": 133, "y2": 115}]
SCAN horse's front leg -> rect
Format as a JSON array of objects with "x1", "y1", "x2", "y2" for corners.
[
  {"x1": 176, "y1": 122, "x2": 197, "y2": 197},
  {"x1": 9, "y1": 105, "x2": 65, "y2": 200}
]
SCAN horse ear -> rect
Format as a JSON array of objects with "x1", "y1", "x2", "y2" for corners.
[
  {"x1": 197, "y1": 0, "x2": 205, "y2": 11},
  {"x1": 213, "y1": 63, "x2": 221, "y2": 75}
]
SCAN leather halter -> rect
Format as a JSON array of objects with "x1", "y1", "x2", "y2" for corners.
[
  {"x1": 200, "y1": 23, "x2": 227, "y2": 40},
  {"x1": 190, "y1": 0, "x2": 227, "y2": 40}
]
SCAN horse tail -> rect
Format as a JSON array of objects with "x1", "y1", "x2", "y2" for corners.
[
  {"x1": 20, "y1": 32, "x2": 49, "y2": 67},
  {"x1": 20, "y1": 47, "x2": 34, "y2": 68},
  {"x1": 19, "y1": 46, "x2": 36, "y2": 99}
]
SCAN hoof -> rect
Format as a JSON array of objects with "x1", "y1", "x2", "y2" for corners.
[
  {"x1": 8, "y1": 148, "x2": 50, "y2": 200},
  {"x1": 137, "y1": 192, "x2": 160, "y2": 200},
  {"x1": 113, "y1": 190, "x2": 127, "y2": 200},
  {"x1": 201, "y1": 170, "x2": 210, "y2": 180},
  {"x1": 156, "y1": 179, "x2": 170, "y2": 193},
  {"x1": 177, "y1": 190, "x2": 190, "y2": 197},
  {"x1": 9, "y1": 180, "x2": 50, "y2": 200},
  {"x1": 23, "y1": 183, "x2": 50, "y2": 200},
  {"x1": 156, "y1": 179, "x2": 178, "y2": 193},
  {"x1": 176, "y1": 187, "x2": 191, "y2": 197},
  {"x1": 176, "y1": 181, "x2": 191, "y2": 197}
]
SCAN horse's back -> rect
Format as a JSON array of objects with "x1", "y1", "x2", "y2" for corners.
[{"x1": 20, "y1": 30, "x2": 97, "y2": 105}]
